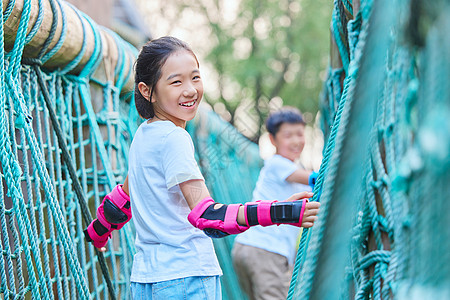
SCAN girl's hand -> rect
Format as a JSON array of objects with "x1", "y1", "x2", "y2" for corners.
[
  {"x1": 301, "y1": 201, "x2": 320, "y2": 228},
  {"x1": 283, "y1": 191, "x2": 320, "y2": 228},
  {"x1": 98, "y1": 247, "x2": 107, "y2": 252}
]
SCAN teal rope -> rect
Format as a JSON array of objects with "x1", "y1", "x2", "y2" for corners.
[
  {"x1": 1, "y1": 79, "x2": 45, "y2": 300},
  {"x1": 7, "y1": 0, "x2": 31, "y2": 78},
  {"x1": 2, "y1": 0, "x2": 15, "y2": 23},
  {"x1": 24, "y1": 0, "x2": 43, "y2": 44},
  {"x1": 58, "y1": 2, "x2": 87, "y2": 74},
  {"x1": 6, "y1": 70, "x2": 90, "y2": 298},
  {"x1": 287, "y1": 69, "x2": 354, "y2": 299},
  {"x1": 2, "y1": 1, "x2": 47, "y2": 298},
  {"x1": 42, "y1": 0, "x2": 67, "y2": 63},
  {"x1": 27, "y1": 61, "x2": 117, "y2": 299},
  {"x1": 332, "y1": 0, "x2": 350, "y2": 72},
  {"x1": 2, "y1": 0, "x2": 140, "y2": 297},
  {"x1": 0, "y1": 3, "x2": 17, "y2": 297},
  {"x1": 37, "y1": 0, "x2": 60, "y2": 60},
  {"x1": 77, "y1": 11, "x2": 103, "y2": 78}
]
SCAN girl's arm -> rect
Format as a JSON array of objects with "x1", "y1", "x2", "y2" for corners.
[
  {"x1": 84, "y1": 176, "x2": 131, "y2": 250},
  {"x1": 179, "y1": 179, "x2": 247, "y2": 225},
  {"x1": 122, "y1": 175, "x2": 129, "y2": 195},
  {"x1": 179, "y1": 179, "x2": 211, "y2": 209},
  {"x1": 180, "y1": 179, "x2": 320, "y2": 237}
]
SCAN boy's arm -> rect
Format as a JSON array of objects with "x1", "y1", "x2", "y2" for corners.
[
  {"x1": 286, "y1": 169, "x2": 311, "y2": 185},
  {"x1": 286, "y1": 169, "x2": 318, "y2": 189}
]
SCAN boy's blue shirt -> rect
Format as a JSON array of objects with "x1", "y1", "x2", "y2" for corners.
[{"x1": 234, "y1": 154, "x2": 312, "y2": 264}]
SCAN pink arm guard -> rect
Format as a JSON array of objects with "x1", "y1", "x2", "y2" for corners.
[{"x1": 188, "y1": 197, "x2": 309, "y2": 238}]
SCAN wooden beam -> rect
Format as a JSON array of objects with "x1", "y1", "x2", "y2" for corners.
[{"x1": 3, "y1": 0, "x2": 135, "y2": 94}]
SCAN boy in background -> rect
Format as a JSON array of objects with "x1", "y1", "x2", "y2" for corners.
[{"x1": 232, "y1": 107, "x2": 318, "y2": 300}]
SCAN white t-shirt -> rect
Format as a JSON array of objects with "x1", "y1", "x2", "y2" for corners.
[
  {"x1": 234, "y1": 154, "x2": 312, "y2": 265},
  {"x1": 128, "y1": 120, "x2": 222, "y2": 283}
]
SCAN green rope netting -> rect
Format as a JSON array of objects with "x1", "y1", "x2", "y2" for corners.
[
  {"x1": 0, "y1": 0, "x2": 139, "y2": 298},
  {"x1": 288, "y1": 0, "x2": 450, "y2": 299},
  {"x1": 3, "y1": 0, "x2": 449, "y2": 299}
]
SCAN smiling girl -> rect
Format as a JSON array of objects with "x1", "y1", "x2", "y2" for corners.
[{"x1": 85, "y1": 37, "x2": 320, "y2": 299}]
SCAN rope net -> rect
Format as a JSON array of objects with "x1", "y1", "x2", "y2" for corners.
[
  {"x1": 288, "y1": 0, "x2": 450, "y2": 299},
  {"x1": 2, "y1": 0, "x2": 449, "y2": 299},
  {"x1": 0, "y1": 0, "x2": 138, "y2": 298}
]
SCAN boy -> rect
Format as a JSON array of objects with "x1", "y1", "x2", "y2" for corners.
[{"x1": 232, "y1": 107, "x2": 318, "y2": 300}]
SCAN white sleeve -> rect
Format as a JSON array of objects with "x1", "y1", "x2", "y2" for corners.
[
  {"x1": 163, "y1": 128, "x2": 204, "y2": 189},
  {"x1": 269, "y1": 155, "x2": 299, "y2": 182}
]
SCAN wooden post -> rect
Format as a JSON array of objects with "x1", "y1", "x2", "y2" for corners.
[{"x1": 2, "y1": 0, "x2": 135, "y2": 94}]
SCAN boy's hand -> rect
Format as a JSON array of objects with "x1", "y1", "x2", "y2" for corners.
[{"x1": 284, "y1": 191, "x2": 314, "y2": 202}]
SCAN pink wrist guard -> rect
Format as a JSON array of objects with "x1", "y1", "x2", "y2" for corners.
[
  {"x1": 84, "y1": 184, "x2": 132, "y2": 248},
  {"x1": 244, "y1": 199, "x2": 308, "y2": 227}
]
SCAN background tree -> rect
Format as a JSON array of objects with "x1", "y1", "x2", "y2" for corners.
[{"x1": 137, "y1": 0, "x2": 332, "y2": 142}]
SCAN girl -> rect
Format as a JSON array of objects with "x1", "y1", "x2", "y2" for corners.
[{"x1": 85, "y1": 36, "x2": 320, "y2": 299}]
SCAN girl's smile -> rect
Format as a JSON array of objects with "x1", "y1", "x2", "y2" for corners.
[{"x1": 179, "y1": 99, "x2": 197, "y2": 108}]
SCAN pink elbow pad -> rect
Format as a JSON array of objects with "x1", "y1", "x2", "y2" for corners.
[
  {"x1": 84, "y1": 184, "x2": 132, "y2": 248},
  {"x1": 188, "y1": 197, "x2": 250, "y2": 238}
]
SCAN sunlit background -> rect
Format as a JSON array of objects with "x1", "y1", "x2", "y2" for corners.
[{"x1": 67, "y1": 0, "x2": 332, "y2": 169}]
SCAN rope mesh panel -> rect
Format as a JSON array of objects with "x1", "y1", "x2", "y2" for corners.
[
  {"x1": 3, "y1": 0, "x2": 449, "y2": 299},
  {"x1": 1, "y1": 0, "x2": 138, "y2": 297},
  {"x1": 288, "y1": 0, "x2": 450, "y2": 299}
]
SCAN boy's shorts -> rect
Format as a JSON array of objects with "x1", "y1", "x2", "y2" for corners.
[
  {"x1": 130, "y1": 275, "x2": 221, "y2": 300},
  {"x1": 232, "y1": 242, "x2": 293, "y2": 300}
]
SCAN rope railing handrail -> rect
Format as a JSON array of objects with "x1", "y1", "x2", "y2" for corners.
[{"x1": 288, "y1": 0, "x2": 450, "y2": 299}]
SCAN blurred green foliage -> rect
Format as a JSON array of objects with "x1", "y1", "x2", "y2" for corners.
[{"x1": 138, "y1": 0, "x2": 333, "y2": 140}]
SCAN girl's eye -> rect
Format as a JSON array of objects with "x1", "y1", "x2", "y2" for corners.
[
  {"x1": 193, "y1": 75, "x2": 201, "y2": 80},
  {"x1": 171, "y1": 80, "x2": 181, "y2": 85}
]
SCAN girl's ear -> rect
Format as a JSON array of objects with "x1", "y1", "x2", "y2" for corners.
[
  {"x1": 138, "y1": 82, "x2": 152, "y2": 102},
  {"x1": 269, "y1": 133, "x2": 277, "y2": 147}
]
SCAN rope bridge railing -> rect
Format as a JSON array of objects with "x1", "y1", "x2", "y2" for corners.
[
  {"x1": 288, "y1": 0, "x2": 450, "y2": 299},
  {"x1": 1, "y1": 0, "x2": 139, "y2": 298}
]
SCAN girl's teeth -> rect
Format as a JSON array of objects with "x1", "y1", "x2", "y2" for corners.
[{"x1": 180, "y1": 101, "x2": 195, "y2": 107}]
